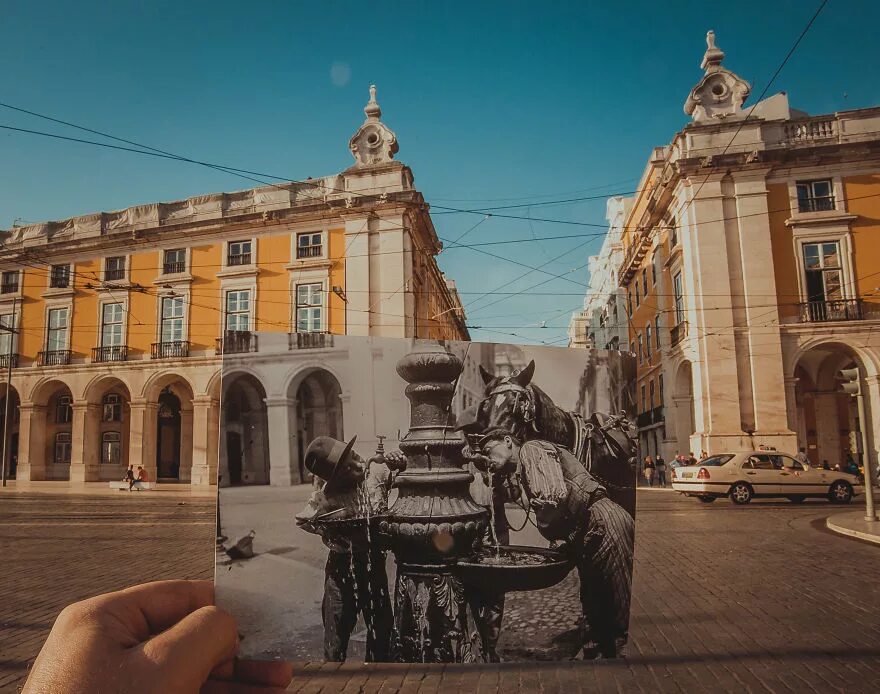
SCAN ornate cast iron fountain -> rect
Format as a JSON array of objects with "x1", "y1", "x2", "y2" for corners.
[{"x1": 378, "y1": 341, "x2": 488, "y2": 662}]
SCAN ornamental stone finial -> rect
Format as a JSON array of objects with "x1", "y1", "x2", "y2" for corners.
[
  {"x1": 365, "y1": 84, "x2": 381, "y2": 120},
  {"x1": 349, "y1": 84, "x2": 399, "y2": 166},
  {"x1": 701, "y1": 30, "x2": 726, "y2": 71}
]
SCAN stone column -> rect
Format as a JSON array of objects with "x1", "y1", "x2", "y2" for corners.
[
  {"x1": 15, "y1": 404, "x2": 44, "y2": 481},
  {"x1": 784, "y1": 377, "x2": 800, "y2": 442},
  {"x1": 343, "y1": 214, "x2": 373, "y2": 337},
  {"x1": 863, "y1": 376, "x2": 880, "y2": 473},
  {"x1": 264, "y1": 396, "x2": 296, "y2": 486},
  {"x1": 129, "y1": 399, "x2": 158, "y2": 482},
  {"x1": 69, "y1": 402, "x2": 101, "y2": 483},
  {"x1": 190, "y1": 396, "x2": 219, "y2": 487},
  {"x1": 179, "y1": 407, "x2": 194, "y2": 482}
]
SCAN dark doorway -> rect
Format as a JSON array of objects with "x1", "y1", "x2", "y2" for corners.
[
  {"x1": 227, "y1": 432, "x2": 243, "y2": 485},
  {"x1": 156, "y1": 389, "x2": 182, "y2": 479}
]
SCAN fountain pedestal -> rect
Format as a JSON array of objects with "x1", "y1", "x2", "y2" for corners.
[{"x1": 379, "y1": 341, "x2": 488, "y2": 662}]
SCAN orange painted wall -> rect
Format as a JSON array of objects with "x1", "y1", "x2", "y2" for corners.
[
  {"x1": 254, "y1": 235, "x2": 290, "y2": 333},
  {"x1": 766, "y1": 183, "x2": 800, "y2": 321},
  {"x1": 188, "y1": 244, "x2": 222, "y2": 350},
  {"x1": 845, "y1": 174, "x2": 880, "y2": 312}
]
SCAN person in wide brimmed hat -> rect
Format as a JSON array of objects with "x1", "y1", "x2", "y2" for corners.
[{"x1": 295, "y1": 434, "x2": 406, "y2": 663}]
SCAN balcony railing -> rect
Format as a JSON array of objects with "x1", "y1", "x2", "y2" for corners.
[
  {"x1": 216, "y1": 331, "x2": 258, "y2": 355},
  {"x1": 800, "y1": 299, "x2": 863, "y2": 323},
  {"x1": 296, "y1": 245, "x2": 323, "y2": 259},
  {"x1": 636, "y1": 406, "x2": 665, "y2": 429},
  {"x1": 163, "y1": 261, "x2": 186, "y2": 275},
  {"x1": 670, "y1": 321, "x2": 687, "y2": 347},
  {"x1": 151, "y1": 341, "x2": 190, "y2": 359},
  {"x1": 0, "y1": 354, "x2": 18, "y2": 369},
  {"x1": 783, "y1": 118, "x2": 836, "y2": 144},
  {"x1": 92, "y1": 345, "x2": 129, "y2": 363},
  {"x1": 289, "y1": 332, "x2": 333, "y2": 350},
  {"x1": 38, "y1": 350, "x2": 72, "y2": 366},
  {"x1": 797, "y1": 196, "x2": 836, "y2": 213},
  {"x1": 227, "y1": 252, "x2": 252, "y2": 267}
]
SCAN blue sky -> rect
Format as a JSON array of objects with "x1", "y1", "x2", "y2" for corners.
[{"x1": 1, "y1": 0, "x2": 878, "y2": 345}]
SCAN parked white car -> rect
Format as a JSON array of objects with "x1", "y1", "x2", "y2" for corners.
[{"x1": 671, "y1": 451, "x2": 862, "y2": 505}]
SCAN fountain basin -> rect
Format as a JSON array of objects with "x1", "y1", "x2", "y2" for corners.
[{"x1": 454, "y1": 545, "x2": 573, "y2": 593}]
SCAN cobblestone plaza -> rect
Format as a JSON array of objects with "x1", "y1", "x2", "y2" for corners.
[{"x1": 2, "y1": 489, "x2": 879, "y2": 692}]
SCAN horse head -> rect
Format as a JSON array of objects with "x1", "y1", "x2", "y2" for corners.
[{"x1": 476, "y1": 361, "x2": 538, "y2": 440}]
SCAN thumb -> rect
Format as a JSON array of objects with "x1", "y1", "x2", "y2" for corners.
[{"x1": 134, "y1": 605, "x2": 239, "y2": 692}]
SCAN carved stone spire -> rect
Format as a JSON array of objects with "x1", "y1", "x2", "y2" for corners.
[
  {"x1": 684, "y1": 30, "x2": 751, "y2": 123},
  {"x1": 349, "y1": 84, "x2": 399, "y2": 167}
]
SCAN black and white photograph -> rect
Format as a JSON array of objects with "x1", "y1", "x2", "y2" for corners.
[{"x1": 215, "y1": 333, "x2": 637, "y2": 663}]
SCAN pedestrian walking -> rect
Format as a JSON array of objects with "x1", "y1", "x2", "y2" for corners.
[
  {"x1": 689, "y1": 452, "x2": 699, "y2": 465},
  {"x1": 655, "y1": 455, "x2": 667, "y2": 488},
  {"x1": 643, "y1": 455, "x2": 655, "y2": 487}
]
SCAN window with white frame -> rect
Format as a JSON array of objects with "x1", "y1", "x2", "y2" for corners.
[
  {"x1": 645, "y1": 323, "x2": 652, "y2": 358},
  {"x1": 55, "y1": 432, "x2": 72, "y2": 464},
  {"x1": 227, "y1": 240, "x2": 252, "y2": 266},
  {"x1": 673, "y1": 272, "x2": 684, "y2": 325},
  {"x1": 654, "y1": 315, "x2": 661, "y2": 349},
  {"x1": 802, "y1": 242, "x2": 843, "y2": 303},
  {"x1": 649, "y1": 379, "x2": 656, "y2": 409},
  {"x1": 0, "y1": 313, "x2": 14, "y2": 356},
  {"x1": 101, "y1": 303, "x2": 124, "y2": 347},
  {"x1": 103, "y1": 393, "x2": 123, "y2": 422},
  {"x1": 642, "y1": 270, "x2": 648, "y2": 296},
  {"x1": 50, "y1": 264, "x2": 71, "y2": 289},
  {"x1": 296, "y1": 283, "x2": 323, "y2": 332},
  {"x1": 160, "y1": 296, "x2": 185, "y2": 343},
  {"x1": 637, "y1": 333, "x2": 643, "y2": 363},
  {"x1": 105, "y1": 256, "x2": 126, "y2": 281},
  {"x1": 102, "y1": 431, "x2": 122, "y2": 465},
  {"x1": 163, "y1": 249, "x2": 186, "y2": 275},
  {"x1": 296, "y1": 232, "x2": 323, "y2": 259},
  {"x1": 46, "y1": 307, "x2": 69, "y2": 352},
  {"x1": 225, "y1": 290, "x2": 251, "y2": 332},
  {"x1": 796, "y1": 179, "x2": 835, "y2": 213}
]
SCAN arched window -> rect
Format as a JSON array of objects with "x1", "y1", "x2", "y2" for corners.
[
  {"x1": 102, "y1": 431, "x2": 122, "y2": 465},
  {"x1": 102, "y1": 393, "x2": 123, "y2": 422},
  {"x1": 54, "y1": 433, "x2": 72, "y2": 464}
]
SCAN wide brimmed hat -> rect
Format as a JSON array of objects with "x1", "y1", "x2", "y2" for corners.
[{"x1": 304, "y1": 435, "x2": 358, "y2": 493}]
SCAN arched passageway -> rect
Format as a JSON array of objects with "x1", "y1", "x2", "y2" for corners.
[
  {"x1": 221, "y1": 373, "x2": 270, "y2": 485},
  {"x1": 292, "y1": 369, "x2": 343, "y2": 483}
]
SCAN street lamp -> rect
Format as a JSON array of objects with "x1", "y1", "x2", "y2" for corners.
[{"x1": 838, "y1": 368, "x2": 877, "y2": 522}]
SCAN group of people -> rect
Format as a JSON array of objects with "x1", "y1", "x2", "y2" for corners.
[
  {"x1": 641, "y1": 455, "x2": 667, "y2": 487},
  {"x1": 122, "y1": 465, "x2": 148, "y2": 491}
]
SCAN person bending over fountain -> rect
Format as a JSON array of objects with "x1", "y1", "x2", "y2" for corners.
[
  {"x1": 476, "y1": 429, "x2": 634, "y2": 660},
  {"x1": 294, "y1": 435, "x2": 407, "y2": 662}
]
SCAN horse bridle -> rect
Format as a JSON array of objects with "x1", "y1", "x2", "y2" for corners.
[{"x1": 485, "y1": 382, "x2": 539, "y2": 438}]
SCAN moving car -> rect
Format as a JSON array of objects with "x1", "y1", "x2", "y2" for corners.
[{"x1": 671, "y1": 451, "x2": 862, "y2": 505}]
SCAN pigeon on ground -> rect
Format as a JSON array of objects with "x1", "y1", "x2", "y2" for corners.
[{"x1": 225, "y1": 530, "x2": 256, "y2": 560}]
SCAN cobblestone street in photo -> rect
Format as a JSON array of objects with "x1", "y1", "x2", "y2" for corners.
[{"x1": 3, "y1": 488, "x2": 880, "y2": 691}]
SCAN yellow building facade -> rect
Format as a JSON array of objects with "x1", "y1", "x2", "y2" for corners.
[
  {"x1": 617, "y1": 32, "x2": 880, "y2": 471},
  {"x1": 0, "y1": 87, "x2": 468, "y2": 487}
]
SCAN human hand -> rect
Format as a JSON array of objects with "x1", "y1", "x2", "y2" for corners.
[
  {"x1": 382, "y1": 450, "x2": 408, "y2": 471},
  {"x1": 23, "y1": 580, "x2": 292, "y2": 694}
]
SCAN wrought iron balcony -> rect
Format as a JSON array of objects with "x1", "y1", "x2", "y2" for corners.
[
  {"x1": 800, "y1": 299, "x2": 863, "y2": 323},
  {"x1": 636, "y1": 406, "x2": 665, "y2": 429},
  {"x1": 216, "y1": 331, "x2": 258, "y2": 355},
  {"x1": 227, "y1": 252, "x2": 252, "y2": 267},
  {"x1": 797, "y1": 196, "x2": 836, "y2": 213},
  {"x1": 296, "y1": 244, "x2": 323, "y2": 259},
  {"x1": 670, "y1": 321, "x2": 687, "y2": 347},
  {"x1": 163, "y1": 261, "x2": 186, "y2": 274},
  {"x1": 92, "y1": 345, "x2": 128, "y2": 363},
  {"x1": 0, "y1": 354, "x2": 18, "y2": 369},
  {"x1": 38, "y1": 350, "x2": 72, "y2": 366},
  {"x1": 151, "y1": 341, "x2": 190, "y2": 359},
  {"x1": 289, "y1": 332, "x2": 333, "y2": 350}
]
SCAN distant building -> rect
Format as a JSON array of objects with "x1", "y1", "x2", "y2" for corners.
[
  {"x1": 493, "y1": 344, "x2": 528, "y2": 379},
  {"x1": 617, "y1": 31, "x2": 880, "y2": 467},
  {"x1": 569, "y1": 196, "x2": 633, "y2": 350},
  {"x1": 0, "y1": 87, "x2": 469, "y2": 487}
]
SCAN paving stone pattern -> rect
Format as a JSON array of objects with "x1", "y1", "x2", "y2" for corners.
[{"x1": 2, "y1": 490, "x2": 880, "y2": 692}]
